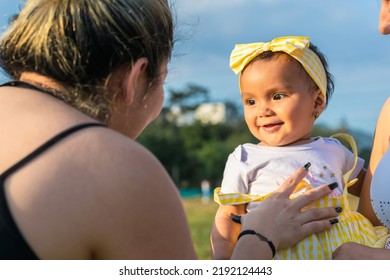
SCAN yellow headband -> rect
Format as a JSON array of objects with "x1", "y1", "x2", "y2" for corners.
[{"x1": 230, "y1": 36, "x2": 327, "y2": 101}]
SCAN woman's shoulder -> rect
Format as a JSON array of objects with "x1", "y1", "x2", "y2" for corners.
[
  {"x1": 375, "y1": 98, "x2": 390, "y2": 154},
  {"x1": 377, "y1": 98, "x2": 390, "y2": 128},
  {"x1": 7, "y1": 124, "x2": 189, "y2": 259},
  {"x1": 70, "y1": 126, "x2": 174, "y2": 196},
  {"x1": 76, "y1": 128, "x2": 195, "y2": 259},
  {"x1": 382, "y1": 97, "x2": 390, "y2": 110},
  {"x1": 379, "y1": 98, "x2": 390, "y2": 128}
]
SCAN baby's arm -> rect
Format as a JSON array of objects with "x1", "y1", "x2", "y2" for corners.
[{"x1": 211, "y1": 204, "x2": 246, "y2": 259}]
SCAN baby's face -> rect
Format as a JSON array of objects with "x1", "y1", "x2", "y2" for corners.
[{"x1": 240, "y1": 54, "x2": 322, "y2": 147}]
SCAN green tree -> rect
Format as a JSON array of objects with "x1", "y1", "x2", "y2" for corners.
[{"x1": 168, "y1": 83, "x2": 210, "y2": 112}]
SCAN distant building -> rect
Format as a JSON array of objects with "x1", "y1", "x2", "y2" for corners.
[
  {"x1": 166, "y1": 105, "x2": 195, "y2": 126},
  {"x1": 195, "y1": 103, "x2": 226, "y2": 125},
  {"x1": 166, "y1": 103, "x2": 226, "y2": 126}
]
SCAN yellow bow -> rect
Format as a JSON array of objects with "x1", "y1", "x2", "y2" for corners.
[{"x1": 229, "y1": 36, "x2": 327, "y2": 99}]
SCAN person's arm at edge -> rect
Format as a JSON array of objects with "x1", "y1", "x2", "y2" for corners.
[{"x1": 358, "y1": 98, "x2": 390, "y2": 225}]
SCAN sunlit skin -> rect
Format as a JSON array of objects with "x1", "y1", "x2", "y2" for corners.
[
  {"x1": 141, "y1": 64, "x2": 168, "y2": 127},
  {"x1": 332, "y1": 0, "x2": 390, "y2": 259},
  {"x1": 379, "y1": 0, "x2": 390, "y2": 34},
  {"x1": 109, "y1": 61, "x2": 168, "y2": 139},
  {"x1": 240, "y1": 54, "x2": 325, "y2": 147}
]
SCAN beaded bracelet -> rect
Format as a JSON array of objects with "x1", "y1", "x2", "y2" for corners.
[{"x1": 237, "y1": 230, "x2": 276, "y2": 258}]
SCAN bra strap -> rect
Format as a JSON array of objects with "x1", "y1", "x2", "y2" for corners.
[{"x1": 0, "y1": 123, "x2": 106, "y2": 180}]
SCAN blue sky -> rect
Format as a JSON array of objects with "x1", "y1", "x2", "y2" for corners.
[{"x1": 1, "y1": 0, "x2": 389, "y2": 136}]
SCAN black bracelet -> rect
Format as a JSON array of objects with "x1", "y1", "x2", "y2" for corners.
[{"x1": 237, "y1": 230, "x2": 276, "y2": 258}]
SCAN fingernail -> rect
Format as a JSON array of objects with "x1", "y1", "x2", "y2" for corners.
[
  {"x1": 303, "y1": 162, "x2": 311, "y2": 170},
  {"x1": 231, "y1": 215, "x2": 241, "y2": 224},
  {"x1": 328, "y1": 182, "x2": 338, "y2": 190},
  {"x1": 335, "y1": 207, "x2": 343, "y2": 213},
  {"x1": 329, "y1": 218, "x2": 339, "y2": 225}
]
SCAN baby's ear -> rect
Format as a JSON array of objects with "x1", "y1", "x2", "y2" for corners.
[{"x1": 314, "y1": 89, "x2": 326, "y2": 113}]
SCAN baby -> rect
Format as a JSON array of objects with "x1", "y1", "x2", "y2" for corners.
[{"x1": 211, "y1": 36, "x2": 390, "y2": 259}]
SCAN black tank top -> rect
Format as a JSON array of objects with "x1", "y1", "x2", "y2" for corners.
[{"x1": 0, "y1": 81, "x2": 106, "y2": 259}]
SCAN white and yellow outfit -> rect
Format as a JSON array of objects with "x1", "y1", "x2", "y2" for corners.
[{"x1": 215, "y1": 135, "x2": 390, "y2": 259}]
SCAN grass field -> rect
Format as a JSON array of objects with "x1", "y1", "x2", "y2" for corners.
[
  {"x1": 182, "y1": 194, "x2": 360, "y2": 260},
  {"x1": 182, "y1": 197, "x2": 218, "y2": 260}
]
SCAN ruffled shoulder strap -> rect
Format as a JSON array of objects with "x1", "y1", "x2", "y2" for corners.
[
  {"x1": 330, "y1": 133, "x2": 359, "y2": 190},
  {"x1": 214, "y1": 181, "x2": 311, "y2": 206}
]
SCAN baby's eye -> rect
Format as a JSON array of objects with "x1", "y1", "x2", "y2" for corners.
[
  {"x1": 246, "y1": 99, "x2": 256, "y2": 106},
  {"x1": 273, "y1": 93, "x2": 286, "y2": 100}
]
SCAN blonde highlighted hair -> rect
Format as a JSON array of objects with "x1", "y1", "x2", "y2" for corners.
[{"x1": 0, "y1": 0, "x2": 174, "y2": 122}]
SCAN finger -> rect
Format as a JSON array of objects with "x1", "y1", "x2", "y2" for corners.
[
  {"x1": 297, "y1": 207, "x2": 339, "y2": 225},
  {"x1": 298, "y1": 217, "x2": 337, "y2": 239},
  {"x1": 292, "y1": 183, "x2": 334, "y2": 210},
  {"x1": 275, "y1": 165, "x2": 309, "y2": 198}
]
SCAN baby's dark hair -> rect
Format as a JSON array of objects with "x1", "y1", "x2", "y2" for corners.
[{"x1": 243, "y1": 43, "x2": 334, "y2": 106}]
